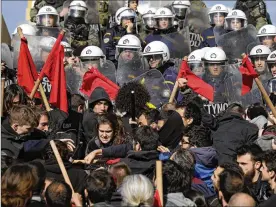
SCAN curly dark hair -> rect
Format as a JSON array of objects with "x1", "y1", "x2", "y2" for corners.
[
  {"x1": 184, "y1": 125, "x2": 212, "y2": 147},
  {"x1": 115, "y1": 81, "x2": 150, "y2": 117}
]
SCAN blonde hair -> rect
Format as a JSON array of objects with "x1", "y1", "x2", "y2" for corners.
[{"x1": 121, "y1": 174, "x2": 154, "y2": 207}]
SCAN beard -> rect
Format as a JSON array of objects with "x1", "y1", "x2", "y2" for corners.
[{"x1": 244, "y1": 169, "x2": 256, "y2": 186}]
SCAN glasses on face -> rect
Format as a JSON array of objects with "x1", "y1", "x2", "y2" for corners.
[{"x1": 145, "y1": 54, "x2": 163, "y2": 61}]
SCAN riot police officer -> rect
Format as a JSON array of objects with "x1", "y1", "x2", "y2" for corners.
[
  {"x1": 80, "y1": 46, "x2": 106, "y2": 71},
  {"x1": 224, "y1": 10, "x2": 248, "y2": 31},
  {"x1": 140, "y1": 8, "x2": 157, "y2": 40},
  {"x1": 171, "y1": 0, "x2": 190, "y2": 31},
  {"x1": 234, "y1": 0, "x2": 268, "y2": 30},
  {"x1": 257, "y1": 25, "x2": 276, "y2": 51},
  {"x1": 202, "y1": 47, "x2": 229, "y2": 103},
  {"x1": 102, "y1": 7, "x2": 137, "y2": 63},
  {"x1": 187, "y1": 48, "x2": 208, "y2": 78},
  {"x1": 143, "y1": 41, "x2": 178, "y2": 92},
  {"x1": 249, "y1": 45, "x2": 272, "y2": 81},
  {"x1": 200, "y1": 4, "x2": 229, "y2": 48},
  {"x1": 30, "y1": 0, "x2": 65, "y2": 23},
  {"x1": 115, "y1": 34, "x2": 141, "y2": 61},
  {"x1": 64, "y1": 1, "x2": 100, "y2": 49}
]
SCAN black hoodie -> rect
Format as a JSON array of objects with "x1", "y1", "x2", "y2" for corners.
[
  {"x1": 158, "y1": 110, "x2": 184, "y2": 150},
  {"x1": 82, "y1": 87, "x2": 113, "y2": 142}
]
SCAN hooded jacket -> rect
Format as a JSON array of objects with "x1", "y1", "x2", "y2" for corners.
[
  {"x1": 82, "y1": 87, "x2": 113, "y2": 142},
  {"x1": 212, "y1": 112, "x2": 258, "y2": 164},
  {"x1": 158, "y1": 110, "x2": 184, "y2": 150},
  {"x1": 190, "y1": 147, "x2": 218, "y2": 193}
]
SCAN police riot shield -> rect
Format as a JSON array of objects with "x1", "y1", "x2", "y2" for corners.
[
  {"x1": 214, "y1": 25, "x2": 259, "y2": 63},
  {"x1": 116, "y1": 51, "x2": 148, "y2": 86},
  {"x1": 80, "y1": 59, "x2": 117, "y2": 84},
  {"x1": 186, "y1": 7, "x2": 209, "y2": 51},
  {"x1": 35, "y1": 26, "x2": 71, "y2": 44},
  {"x1": 65, "y1": 62, "x2": 85, "y2": 94},
  {"x1": 132, "y1": 69, "x2": 172, "y2": 108},
  {"x1": 1, "y1": 43, "x2": 13, "y2": 69}
]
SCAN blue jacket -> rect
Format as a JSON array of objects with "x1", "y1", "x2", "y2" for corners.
[
  {"x1": 200, "y1": 26, "x2": 216, "y2": 48},
  {"x1": 160, "y1": 62, "x2": 178, "y2": 92},
  {"x1": 190, "y1": 147, "x2": 218, "y2": 195}
]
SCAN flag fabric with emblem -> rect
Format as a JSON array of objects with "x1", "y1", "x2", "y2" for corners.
[
  {"x1": 17, "y1": 37, "x2": 40, "y2": 98},
  {"x1": 80, "y1": 68, "x2": 119, "y2": 101},
  {"x1": 239, "y1": 55, "x2": 259, "y2": 95},
  {"x1": 178, "y1": 60, "x2": 214, "y2": 101}
]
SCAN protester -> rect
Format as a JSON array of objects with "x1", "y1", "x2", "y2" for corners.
[{"x1": 228, "y1": 192, "x2": 256, "y2": 207}]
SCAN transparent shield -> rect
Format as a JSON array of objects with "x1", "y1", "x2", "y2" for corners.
[
  {"x1": 186, "y1": 8, "x2": 209, "y2": 51},
  {"x1": 214, "y1": 25, "x2": 259, "y2": 63},
  {"x1": 35, "y1": 26, "x2": 71, "y2": 44},
  {"x1": 147, "y1": 28, "x2": 191, "y2": 59},
  {"x1": 117, "y1": 51, "x2": 148, "y2": 86},
  {"x1": 1, "y1": 43, "x2": 13, "y2": 69},
  {"x1": 65, "y1": 62, "x2": 85, "y2": 94},
  {"x1": 132, "y1": 69, "x2": 172, "y2": 108},
  {"x1": 11, "y1": 35, "x2": 45, "y2": 70}
]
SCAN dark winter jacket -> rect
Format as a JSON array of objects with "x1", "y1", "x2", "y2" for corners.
[
  {"x1": 44, "y1": 159, "x2": 88, "y2": 193},
  {"x1": 212, "y1": 112, "x2": 259, "y2": 164},
  {"x1": 82, "y1": 87, "x2": 113, "y2": 142},
  {"x1": 120, "y1": 150, "x2": 159, "y2": 179}
]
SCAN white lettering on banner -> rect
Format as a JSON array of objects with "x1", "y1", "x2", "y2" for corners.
[
  {"x1": 42, "y1": 77, "x2": 52, "y2": 93},
  {"x1": 190, "y1": 33, "x2": 201, "y2": 47},
  {"x1": 204, "y1": 103, "x2": 229, "y2": 115}
]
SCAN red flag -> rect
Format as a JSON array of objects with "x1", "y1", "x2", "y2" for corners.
[
  {"x1": 38, "y1": 32, "x2": 64, "y2": 80},
  {"x1": 17, "y1": 37, "x2": 40, "y2": 98},
  {"x1": 239, "y1": 55, "x2": 259, "y2": 95},
  {"x1": 45, "y1": 44, "x2": 68, "y2": 113},
  {"x1": 153, "y1": 190, "x2": 162, "y2": 207},
  {"x1": 80, "y1": 68, "x2": 119, "y2": 101},
  {"x1": 178, "y1": 60, "x2": 214, "y2": 102}
]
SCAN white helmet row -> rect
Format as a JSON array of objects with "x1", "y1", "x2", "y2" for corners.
[
  {"x1": 115, "y1": 7, "x2": 137, "y2": 25},
  {"x1": 224, "y1": 9, "x2": 247, "y2": 31},
  {"x1": 115, "y1": 34, "x2": 141, "y2": 60},
  {"x1": 208, "y1": 4, "x2": 229, "y2": 26},
  {"x1": 142, "y1": 8, "x2": 157, "y2": 29},
  {"x1": 12, "y1": 24, "x2": 37, "y2": 36},
  {"x1": 69, "y1": 0, "x2": 88, "y2": 19},
  {"x1": 143, "y1": 41, "x2": 170, "y2": 63},
  {"x1": 249, "y1": 45, "x2": 271, "y2": 58},
  {"x1": 172, "y1": 1, "x2": 190, "y2": 19},
  {"x1": 36, "y1": 6, "x2": 59, "y2": 27},
  {"x1": 202, "y1": 47, "x2": 227, "y2": 63}
]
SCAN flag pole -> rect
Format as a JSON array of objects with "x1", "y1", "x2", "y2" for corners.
[
  {"x1": 169, "y1": 57, "x2": 188, "y2": 103},
  {"x1": 17, "y1": 27, "x2": 51, "y2": 111},
  {"x1": 242, "y1": 54, "x2": 276, "y2": 117},
  {"x1": 156, "y1": 160, "x2": 163, "y2": 206},
  {"x1": 1, "y1": 74, "x2": 5, "y2": 116}
]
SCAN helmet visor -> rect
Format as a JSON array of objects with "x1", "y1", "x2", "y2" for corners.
[
  {"x1": 157, "y1": 18, "x2": 173, "y2": 30},
  {"x1": 225, "y1": 18, "x2": 245, "y2": 31},
  {"x1": 142, "y1": 17, "x2": 157, "y2": 28},
  {"x1": 80, "y1": 59, "x2": 101, "y2": 70},
  {"x1": 37, "y1": 14, "x2": 59, "y2": 27},
  {"x1": 172, "y1": 7, "x2": 188, "y2": 18},
  {"x1": 209, "y1": 13, "x2": 227, "y2": 26},
  {"x1": 251, "y1": 56, "x2": 268, "y2": 74},
  {"x1": 69, "y1": 9, "x2": 86, "y2": 18},
  {"x1": 188, "y1": 62, "x2": 205, "y2": 77},
  {"x1": 204, "y1": 62, "x2": 226, "y2": 78}
]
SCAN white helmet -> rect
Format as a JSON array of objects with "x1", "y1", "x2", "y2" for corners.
[
  {"x1": 12, "y1": 24, "x2": 37, "y2": 36},
  {"x1": 115, "y1": 7, "x2": 137, "y2": 25},
  {"x1": 39, "y1": 36, "x2": 56, "y2": 52},
  {"x1": 258, "y1": 25, "x2": 276, "y2": 37},
  {"x1": 142, "y1": 8, "x2": 157, "y2": 29},
  {"x1": 188, "y1": 49, "x2": 205, "y2": 63},
  {"x1": 267, "y1": 51, "x2": 276, "y2": 63},
  {"x1": 36, "y1": 6, "x2": 59, "y2": 27},
  {"x1": 225, "y1": 9, "x2": 247, "y2": 31},
  {"x1": 202, "y1": 47, "x2": 227, "y2": 63},
  {"x1": 154, "y1": 8, "x2": 175, "y2": 30},
  {"x1": 69, "y1": 0, "x2": 88, "y2": 18},
  {"x1": 143, "y1": 41, "x2": 170, "y2": 63},
  {"x1": 61, "y1": 41, "x2": 73, "y2": 54},
  {"x1": 115, "y1": 35, "x2": 141, "y2": 60},
  {"x1": 249, "y1": 45, "x2": 271, "y2": 58},
  {"x1": 172, "y1": 1, "x2": 190, "y2": 19},
  {"x1": 208, "y1": 4, "x2": 228, "y2": 26},
  {"x1": 80, "y1": 46, "x2": 105, "y2": 59}
]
